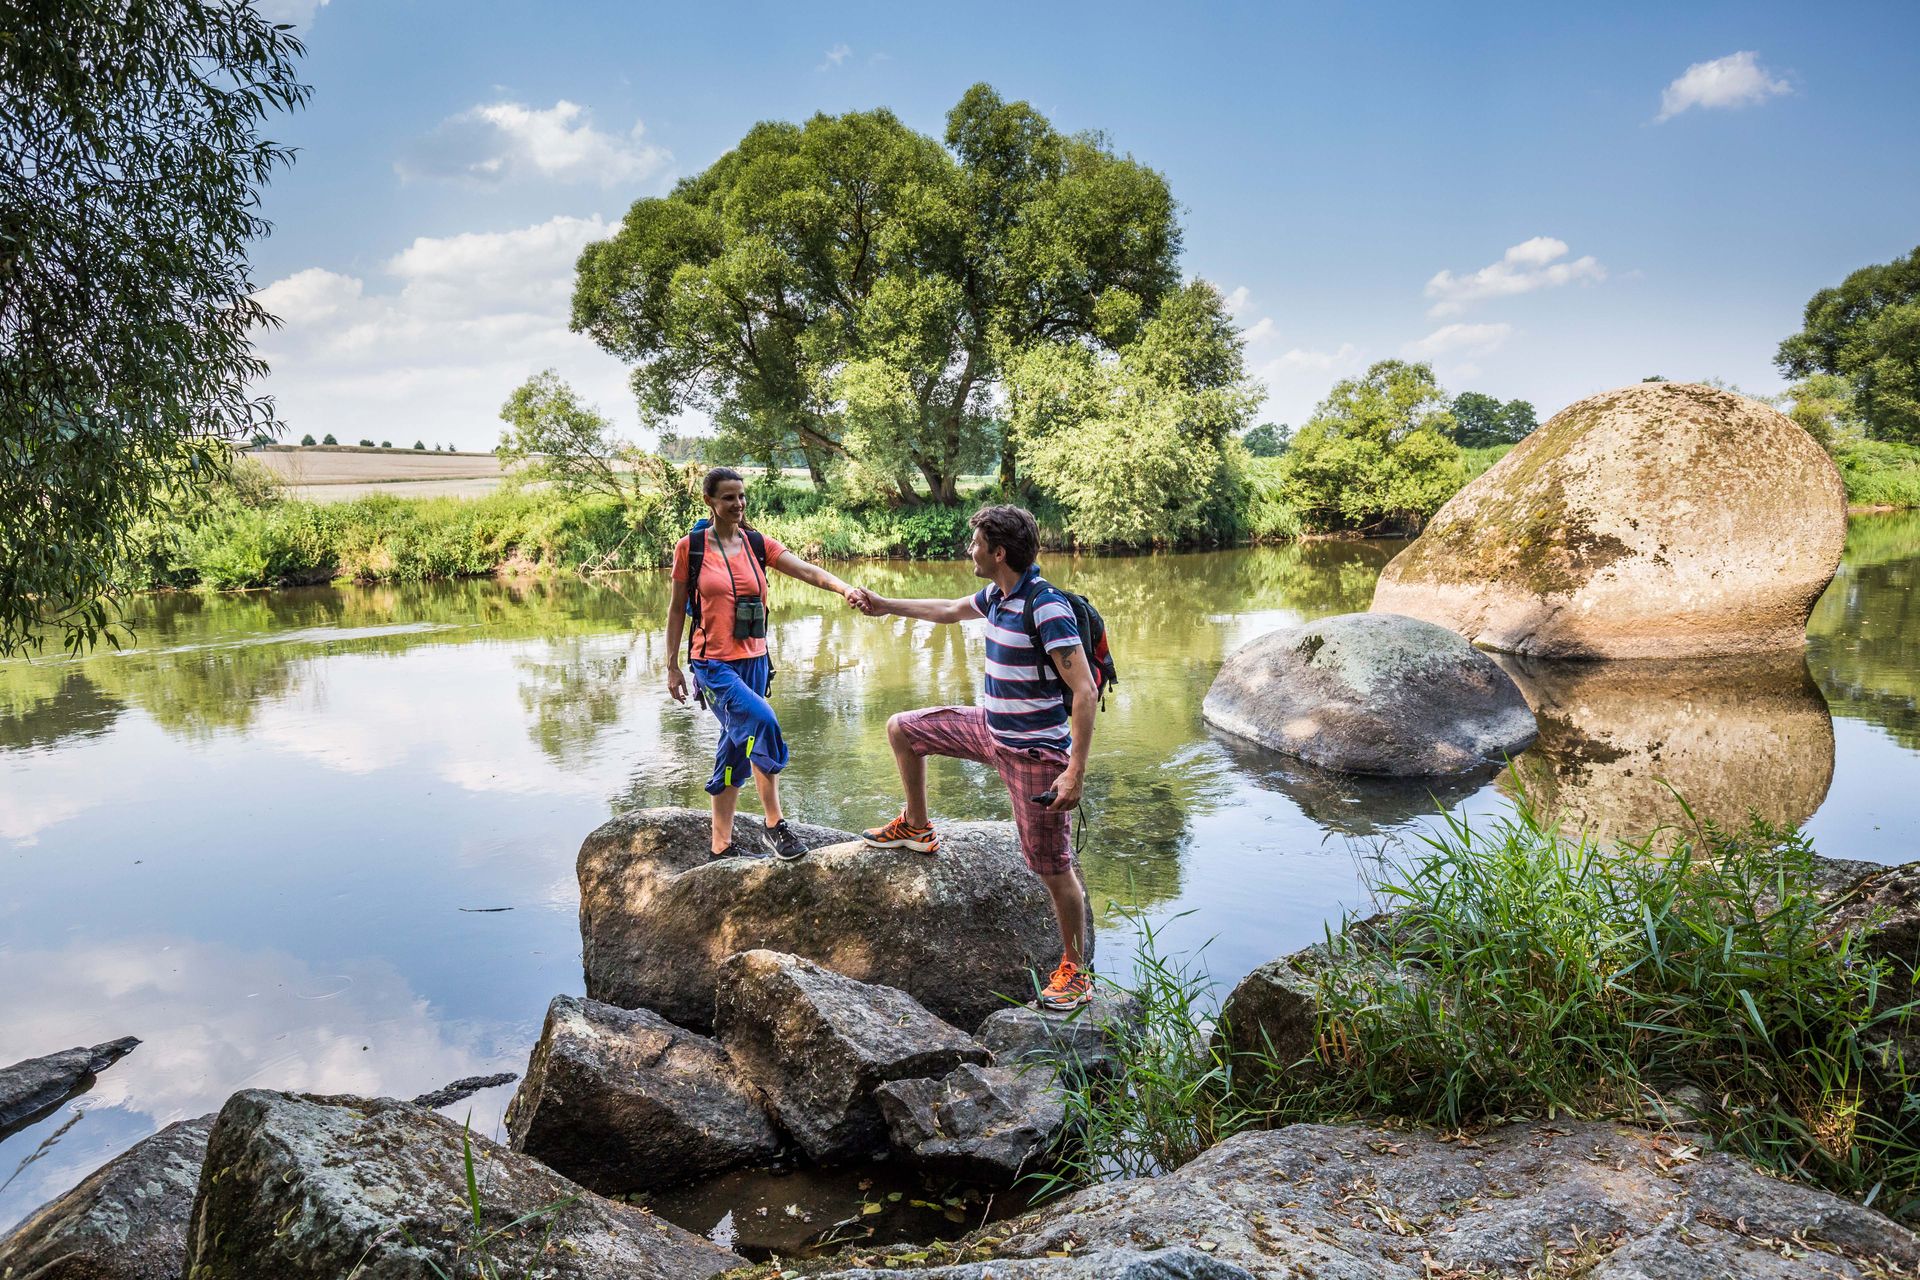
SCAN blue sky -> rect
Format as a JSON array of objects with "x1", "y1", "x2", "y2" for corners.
[{"x1": 248, "y1": 0, "x2": 1920, "y2": 450}]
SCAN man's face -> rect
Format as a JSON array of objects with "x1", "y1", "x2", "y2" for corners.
[{"x1": 968, "y1": 529, "x2": 1000, "y2": 579}]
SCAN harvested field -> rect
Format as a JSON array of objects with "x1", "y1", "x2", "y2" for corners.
[{"x1": 245, "y1": 446, "x2": 507, "y2": 486}]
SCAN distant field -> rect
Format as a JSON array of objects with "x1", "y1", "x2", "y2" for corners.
[{"x1": 246, "y1": 445, "x2": 506, "y2": 485}]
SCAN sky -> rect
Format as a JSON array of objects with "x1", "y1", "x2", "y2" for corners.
[{"x1": 245, "y1": 0, "x2": 1920, "y2": 451}]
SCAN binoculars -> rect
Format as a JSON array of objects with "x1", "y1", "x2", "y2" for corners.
[{"x1": 733, "y1": 596, "x2": 767, "y2": 640}]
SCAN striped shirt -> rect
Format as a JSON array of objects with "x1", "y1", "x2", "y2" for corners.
[{"x1": 969, "y1": 565, "x2": 1081, "y2": 752}]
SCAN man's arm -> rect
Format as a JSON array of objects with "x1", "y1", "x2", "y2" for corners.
[
  {"x1": 853, "y1": 591, "x2": 980, "y2": 624},
  {"x1": 1046, "y1": 643, "x2": 1098, "y2": 811}
]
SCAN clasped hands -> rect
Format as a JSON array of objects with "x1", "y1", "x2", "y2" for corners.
[{"x1": 842, "y1": 586, "x2": 885, "y2": 616}]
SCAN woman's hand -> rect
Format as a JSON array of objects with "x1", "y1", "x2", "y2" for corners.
[{"x1": 667, "y1": 665, "x2": 689, "y2": 704}]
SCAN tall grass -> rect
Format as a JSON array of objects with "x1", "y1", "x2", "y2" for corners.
[
  {"x1": 1836, "y1": 440, "x2": 1920, "y2": 509},
  {"x1": 1051, "y1": 802, "x2": 1920, "y2": 1217}
]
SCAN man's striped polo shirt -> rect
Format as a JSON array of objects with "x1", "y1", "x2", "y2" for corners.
[{"x1": 970, "y1": 564, "x2": 1081, "y2": 752}]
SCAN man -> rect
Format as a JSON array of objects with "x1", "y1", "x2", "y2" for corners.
[{"x1": 848, "y1": 505, "x2": 1096, "y2": 1011}]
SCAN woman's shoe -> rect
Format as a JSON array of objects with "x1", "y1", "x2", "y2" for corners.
[
  {"x1": 861, "y1": 814, "x2": 940, "y2": 854},
  {"x1": 768, "y1": 819, "x2": 808, "y2": 862}
]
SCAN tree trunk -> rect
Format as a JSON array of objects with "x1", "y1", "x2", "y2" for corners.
[
  {"x1": 803, "y1": 448, "x2": 826, "y2": 489},
  {"x1": 998, "y1": 441, "x2": 1016, "y2": 493},
  {"x1": 894, "y1": 472, "x2": 924, "y2": 507}
]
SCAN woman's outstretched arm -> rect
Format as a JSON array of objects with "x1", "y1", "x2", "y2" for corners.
[{"x1": 771, "y1": 549, "x2": 853, "y2": 599}]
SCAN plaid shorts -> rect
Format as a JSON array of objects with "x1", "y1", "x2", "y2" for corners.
[{"x1": 891, "y1": 705, "x2": 1072, "y2": 876}]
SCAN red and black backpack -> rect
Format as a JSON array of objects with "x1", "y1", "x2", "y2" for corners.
[{"x1": 1019, "y1": 578, "x2": 1119, "y2": 712}]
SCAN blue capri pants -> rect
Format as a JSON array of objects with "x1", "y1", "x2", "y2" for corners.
[{"x1": 689, "y1": 656, "x2": 789, "y2": 796}]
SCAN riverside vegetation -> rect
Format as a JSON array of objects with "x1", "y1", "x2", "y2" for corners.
[{"x1": 1051, "y1": 800, "x2": 1920, "y2": 1222}]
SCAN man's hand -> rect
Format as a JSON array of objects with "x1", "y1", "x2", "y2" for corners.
[
  {"x1": 1047, "y1": 766, "x2": 1083, "y2": 812},
  {"x1": 848, "y1": 588, "x2": 885, "y2": 616},
  {"x1": 666, "y1": 665, "x2": 688, "y2": 704}
]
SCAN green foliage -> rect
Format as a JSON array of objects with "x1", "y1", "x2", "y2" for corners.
[
  {"x1": 1448, "y1": 391, "x2": 1537, "y2": 446},
  {"x1": 1778, "y1": 246, "x2": 1920, "y2": 444},
  {"x1": 1277, "y1": 361, "x2": 1466, "y2": 533},
  {"x1": 380, "y1": 440, "x2": 392, "y2": 449},
  {"x1": 1780, "y1": 372, "x2": 1868, "y2": 449},
  {"x1": 1008, "y1": 282, "x2": 1259, "y2": 547},
  {"x1": 1459, "y1": 443, "x2": 1514, "y2": 482},
  {"x1": 358, "y1": 438, "x2": 374, "y2": 448},
  {"x1": 0, "y1": 0, "x2": 308, "y2": 655},
  {"x1": 571, "y1": 82, "x2": 1180, "y2": 502},
  {"x1": 1269, "y1": 806, "x2": 1920, "y2": 1213},
  {"x1": 300, "y1": 434, "x2": 317, "y2": 446},
  {"x1": 1240, "y1": 422, "x2": 1290, "y2": 457},
  {"x1": 495, "y1": 369, "x2": 638, "y2": 506},
  {"x1": 414, "y1": 440, "x2": 426, "y2": 450},
  {"x1": 321, "y1": 433, "x2": 338, "y2": 446},
  {"x1": 1238, "y1": 457, "x2": 1304, "y2": 542},
  {"x1": 1835, "y1": 439, "x2": 1920, "y2": 508}
]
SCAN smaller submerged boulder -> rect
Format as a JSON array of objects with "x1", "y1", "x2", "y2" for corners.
[
  {"x1": 0, "y1": 1037, "x2": 140, "y2": 1137},
  {"x1": 1202, "y1": 612, "x2": 1536, "y2": 776},
  {"x1": 714, "y1": 950, "x2": 990, "y2": 1164},
  {"x1": 0, "y1": 1114, "x2": 212, "y2": 1280},
  {"x1": 505, "y1": 995, "x2": 779, "y2": 1194},
  {"x1": 876, "y1": 1062, "x2": 1068, "y2": 1185}
]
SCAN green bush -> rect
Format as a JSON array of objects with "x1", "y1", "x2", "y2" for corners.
[
  {"x1": 1836, "y1": 439, "x2": 1920, "y2": 508},
  {"x1": 892, "y1": 506, "x2": 971, "y2": 559}
]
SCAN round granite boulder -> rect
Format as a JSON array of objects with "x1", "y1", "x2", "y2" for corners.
[
  {"x1": 1371, "y1": 381, "x2": 1847, "y2": 658},
  {"x1": 1202, "y1": 612, "x2": 1536, "y2": 776}
]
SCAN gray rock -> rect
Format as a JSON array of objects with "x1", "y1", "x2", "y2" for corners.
[
  {"x1": 897, "y1": 1120, "x2": 1920, "y2": 1278},
  {"x1": 181, "y1": 1090, "x2": 743, "y2": 1280},
  {"x1": 977, "y1": 991, "x2": 1143, "y2": 1081},
  {"x1": 0, "y1": 1038, "x2": 140, "y2": 1137},
  {"x1": 876, "y1": 1062, "x2": 1068, "y2": 1185},
  {"x1": 820, "y1": 1248, "x2": 1256, "y2": 1278},
  {"x1": 714, "y1": 950, "x2": 990, "y2": 1164},
  {"x1": 1201, "y1": 613, "x2": 1536, "y2": 776},
  {"x1": 1215, "y1": 913, "x2": 1415, "y2": 1070},
  {"x1": 504, "y1": 994, "x2": 779, "y2": 1193},
  {"x1": 579, "y1": 808, "x2": 1071, "y2": 1031},
  {"x1": 0, "y1": 1114, "x2": 212, "y2": 1280}
]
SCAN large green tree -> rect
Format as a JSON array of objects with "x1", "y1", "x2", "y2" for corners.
[
  {"x1": 1, "y1": 0, "x2": 306, "y2": 654},
  {"x1": 571, "y1": 84, "x2": 1180, "y2": 503},
  {"x1": 1776, "y1": 246, "x2": 1920, "y2": 444},
  {"x1": 1006, "y1": 281, "x2": 1259, "y2": 546},
  {"x1": 1279, "y1": 360, "x2": 1465, "y2": 533},
  {"x1": 1448, "y1": 391, "x2": 1538, "y2": 447}
]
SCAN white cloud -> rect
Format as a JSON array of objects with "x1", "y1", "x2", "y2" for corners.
[
  {"x1": 1424, "y1": 237, "x2": 1604, "y2": 317},
  {"x1": 1223, "y1": 285, "x2": 1253, "y2": 317},
  {"x1": 1403, "y1": 322, "x2": 1513, "y2": 358},
  {"x1": 252, "y1": 214, "x2": 641, "y2": 450},
  {"x1": 1264, "y1": 343, "x2": 1361, "y2": 373},
  {"x1": 399, "y1": 100, "x2": 670, "y2": 188},
  {"x1": 252, "y1": 0, "x2": 329, "y2": 24},
  {"x1": 819, "y1": 43, "x2": 852, "y2": 70},
  {"x1": 1240, "y1": 316, "x2": 1277, "y2": 344},
  {"x1": 1657, "y1": 51, "x2": 1790, "y2": 122}
]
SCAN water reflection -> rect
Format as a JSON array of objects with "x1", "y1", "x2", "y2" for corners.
[
  {"x1": 1213, "y1": 731, "x2": 1495, "y2": 837},
  {"x1": 1495, "y1": 653, "x2": 1836, "y2": 841},
  {"x1": 1808, "y1": 512, "x2": 1920, "y2": 752}
]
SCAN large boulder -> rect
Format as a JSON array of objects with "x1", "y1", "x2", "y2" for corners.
[
  {"x1": 1202, "y1": 612, "x2": 1536, "y2": 776},
  {"x1": 0, "y1": 1037, "x2": 139, "y2": 1137},
  {"x1": 1372, "y1": 382, "x2": 1848, "y2": 659},
  {"x1": 875, "y1": 1062, "x2": 1068, "y2": 1185},
  {"x1": 818, "y1": 1120, "x2": 1920, "y2": 1278},
  {"x1": 0, "y1": 1114, "x2": 212, "y2": 1280},
  {"x1": 977, "y1": 991, "x2": 1143, "y2": 1082},
  {"x1": 504, "y1": 995, "x2": 779, "y2": 1194},
  {"x1": 714, "y1": 950, "x2": 991, "y2": 1164},
  {"x1": 1495, "y1": 652, "x2": 1836, "y2": 842},
  {"x1": 182, "y1": 1090, "x2": 743, "y2": 1280},
  {"x1": 579, "y1": 808, "x2": 1068, "y2": 1031}
]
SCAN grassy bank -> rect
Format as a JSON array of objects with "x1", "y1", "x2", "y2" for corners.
[{"x1": 1056, "y1": 803, "x2": 1920, "y2": 1217}]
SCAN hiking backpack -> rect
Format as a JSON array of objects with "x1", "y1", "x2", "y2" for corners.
[{"x1": 1020, "y1": 578, "x2": 1119, "y2": 712}]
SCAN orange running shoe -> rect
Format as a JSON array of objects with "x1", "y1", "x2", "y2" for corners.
[
  {"x1": 1038, "y1": 956, "x2": 1093, "y2": 1011},
  {"x1": 861, "y1": 813, "x2": 940, "y2": 854}
]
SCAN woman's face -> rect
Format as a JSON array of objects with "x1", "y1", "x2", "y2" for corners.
[{"x1": 706, "y1": 479, "x2": 747, "y2": 523}]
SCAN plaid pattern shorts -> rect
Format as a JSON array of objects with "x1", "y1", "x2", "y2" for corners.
[{"x1": 891, "y1": 705, "x2": 1072, "y2": 876}]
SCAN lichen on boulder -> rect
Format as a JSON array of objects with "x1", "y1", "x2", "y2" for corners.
[{"x1": 1371, "y1": 381, "x2": 1847, "y2": 658}]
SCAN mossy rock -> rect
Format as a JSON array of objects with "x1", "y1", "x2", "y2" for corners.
[{"x1": 1372, "y1": 382, "x2": 1847, "y2": 658}]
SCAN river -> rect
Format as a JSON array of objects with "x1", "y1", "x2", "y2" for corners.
[{"x1": 2, "y1": 513, "x2": 1917, "y2": 1236}]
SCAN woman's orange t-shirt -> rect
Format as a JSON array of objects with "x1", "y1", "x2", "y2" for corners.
[{"x1": 672, "y1": 531, "x2": 788, "y2": 661}]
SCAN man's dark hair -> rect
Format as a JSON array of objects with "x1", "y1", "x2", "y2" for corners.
[{"x1": 969, "y1": 504, "x2": 1040, "y2": 572}]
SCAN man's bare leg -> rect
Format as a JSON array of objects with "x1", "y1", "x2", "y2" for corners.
[
  {"x1": 1038, "y1": 867, "x2": 1088, "y2": 967},
  {"x1": 886, "y1": 713, "x2": 931, "y2": 826}
]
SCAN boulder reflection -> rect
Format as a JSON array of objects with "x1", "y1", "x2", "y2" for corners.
[
  {"x1": 1213, "y1": 730, "x2": 1493, "y2": 837},
  {"x1": 1494, "y1": 653, "x2": 1836, "y2": 842}
]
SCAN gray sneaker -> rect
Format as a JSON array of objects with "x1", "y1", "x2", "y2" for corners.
[{"x1": 769, "y1": 819, "x2": 808, "y2": 862}]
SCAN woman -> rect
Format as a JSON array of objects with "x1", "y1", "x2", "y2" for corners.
[{"x1": 665, "y1": 467, "x2": 856, "y2": 861}]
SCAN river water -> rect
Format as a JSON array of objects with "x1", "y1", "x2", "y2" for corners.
[{"x1": 2, "y1": 514, "x2": 1917, "y2": 1239}]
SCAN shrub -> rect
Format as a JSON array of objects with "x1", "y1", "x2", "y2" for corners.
[
  {"x1": 892, "y1": 506, "x2": 971, "y2": 559},
  {"x1": 299, "y1": 433, "x2": 316, "y2": 446},
  {"x1": 321, "y1": 433, "x2": 337, "y2": 446},
  {"x1": 1835, "y1": 439, "x2": 1920, "y2": 508}
]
